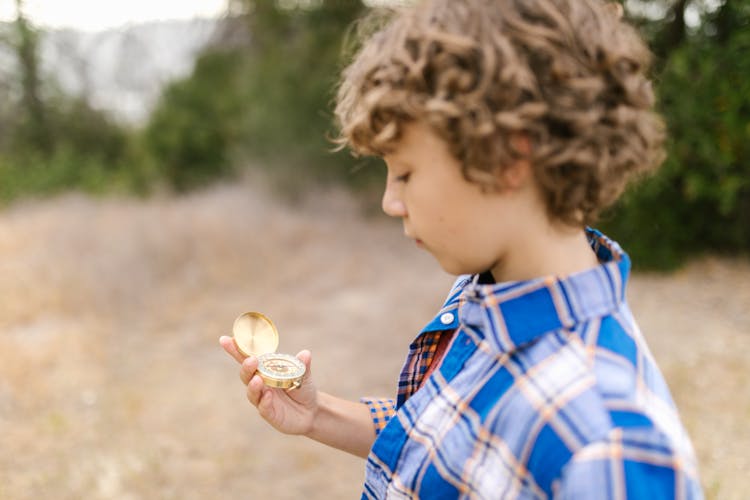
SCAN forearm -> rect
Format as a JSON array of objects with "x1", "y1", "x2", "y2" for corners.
[{"x1": 306, "y1": 391, "x2": 377, "y2": 458}]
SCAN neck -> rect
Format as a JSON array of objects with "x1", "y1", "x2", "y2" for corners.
[{"x1": 490, "y1": 224, "x2": 598, "y2": 283}]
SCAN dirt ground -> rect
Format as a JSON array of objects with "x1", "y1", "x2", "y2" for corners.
[{"x1": 0, "y1": 178, "x2": 748, "y2": 499}]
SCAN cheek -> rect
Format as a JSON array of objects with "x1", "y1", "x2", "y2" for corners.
[{"x1": 434, "y1": 205, "x2": 467, "y2": 233}]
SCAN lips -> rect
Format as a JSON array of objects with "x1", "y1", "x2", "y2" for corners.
[{"x1": 404, "y1": 227, "x2": 423, "y2": 247}]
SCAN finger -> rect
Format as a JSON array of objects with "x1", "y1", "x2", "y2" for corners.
[
  {"x1": 246, "y1": 374, "x2": 265, "y2": 407},
  {"x1": 219, "y1": 336, "x2": 246, "y2": 364},
  {"x1": 257, "y1": 388, "x2": 277, "y2": 423},
  {"x1": 240, "y1": 356, "x2": 259, "y2": 386},
  {"x1": 296, "y1": 349, "x2": 313, "y2": 384},
  {"x1": 606, "y1": 2, "x2": 624, "y2": 19},
  {"x1": 296, "y1": 349, "x2": 312, "y2": 369}
]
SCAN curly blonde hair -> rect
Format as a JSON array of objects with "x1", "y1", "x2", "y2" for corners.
[{"x1": 334, "y1": 0, "x2": 665, "y2": 226}]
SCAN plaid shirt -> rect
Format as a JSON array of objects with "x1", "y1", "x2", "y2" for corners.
[{"x1": 360, "y1": 229, "x2": 702, "y2": 499}]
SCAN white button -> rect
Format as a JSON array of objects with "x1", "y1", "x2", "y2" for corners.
[{"x1": 440, "y1": 313, "x2": 454, "y2": 325}]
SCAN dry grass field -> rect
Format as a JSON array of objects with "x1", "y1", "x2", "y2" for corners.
[{"x1": 0, "y1": 177, "x2": 748, "y2": 499}]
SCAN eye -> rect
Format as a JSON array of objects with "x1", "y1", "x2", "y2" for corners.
[{"x1": 395, "y1": 172, "x2": 411, "y2": 183}]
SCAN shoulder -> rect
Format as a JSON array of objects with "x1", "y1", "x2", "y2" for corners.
[
  {"x1": 556, "y1": 426, "x2": 704, "y2": 499},
  {"x1": 514, "y1": 314, "x2": 702, "y2": 494}
]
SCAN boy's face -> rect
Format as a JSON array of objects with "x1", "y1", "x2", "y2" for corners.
[{"x1": 382, "y1": 122, "x2": 541, "y2": 278}]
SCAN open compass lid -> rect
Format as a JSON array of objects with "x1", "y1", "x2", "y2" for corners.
[
  {"x1": 231, "y1": 311, "x2": 306, "y2": 389},
  {"x1": 232, "y1": 312, "x2": 279, "y2": 357}
]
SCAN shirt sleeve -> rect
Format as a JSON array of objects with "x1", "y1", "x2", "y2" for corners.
[
  {"x1": 554, "y1": 430, "x2": 703, "y2": 499},
  {"x1": 359, "y1": 397, "x2": 396, "y2": 436}
]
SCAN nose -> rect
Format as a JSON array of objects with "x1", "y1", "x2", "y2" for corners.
[{"x1": 381, "y1": 179, "x2": 407, "y2": 218}]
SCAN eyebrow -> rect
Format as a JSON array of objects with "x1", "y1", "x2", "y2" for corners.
[{"x1": 385, "y1": 157, "x2": 413, "y2": 170}]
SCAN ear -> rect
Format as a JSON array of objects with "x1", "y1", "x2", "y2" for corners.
[
  {"x1": 502, "y1": 134, "x2": 532, "y2": 189},
  {"x1": 509, "y1": 132, "x2": 531, "y2": 157}
]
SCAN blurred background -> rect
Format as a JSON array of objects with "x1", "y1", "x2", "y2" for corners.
[{"x1": 0, "y1": 0, "x2": 747, "y2": 498}]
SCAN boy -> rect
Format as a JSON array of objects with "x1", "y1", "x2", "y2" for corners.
[{"x1": 220, "y1": 0, "x2": 704, "y2": 497}]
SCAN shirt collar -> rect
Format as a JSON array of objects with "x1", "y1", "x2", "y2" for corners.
[
  {"x1": 419, "y1": 276, "x2": 470, "y2": 333},
  {"x1": 458, "y1": 228, "x2": 630, "y2": 354}
]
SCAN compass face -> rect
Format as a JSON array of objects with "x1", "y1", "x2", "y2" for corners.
[
  {"x1": 232, "y1": 312, "x2": 279, "y2": 357},
  {"x1": 257, "y1": 353, "x2": 306, "y2": 389}
]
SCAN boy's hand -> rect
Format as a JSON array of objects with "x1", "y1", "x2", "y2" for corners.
[{"x1": 219, "y1": 336, "x2": 318, "y2": 436}]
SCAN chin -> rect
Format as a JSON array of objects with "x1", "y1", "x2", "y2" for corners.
[
  {"x1": 436, "y1": 256, "x2": 496, "y2": 277},
  {"x1": 437, "y1": 260, "x2": 477, "y2": 277}
]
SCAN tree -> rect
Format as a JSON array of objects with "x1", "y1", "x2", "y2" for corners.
[
  {"x1": 603, "y1": 0, "x2": 750, "y2": 267},
  {"x1": 143, "y1": 0, "x2": 377, "y2": 192},
  {"x1": 143, "y1": 49, "x2": 246, "y2": 191},
  {"x1": 233, "y1": 0, "x2": 368, "y2": 177},
  {"x1": 0, "y1": 2, "x2": 136, "y2": 202},
  {"x1": 9, "y1": 0, "x2": 51, "y2": 154}
]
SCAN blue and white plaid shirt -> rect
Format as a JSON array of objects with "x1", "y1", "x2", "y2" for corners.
[{"x1": 361, "y1": 229, "x2": 703, "y2": 499}]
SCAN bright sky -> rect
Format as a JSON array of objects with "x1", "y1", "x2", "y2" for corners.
[
  {"x1": 1, "y1": 0, "x2": 720, "y2": 33},
  {"x1": 0, "y1": 0, "x2": 228, "y2": 32}
]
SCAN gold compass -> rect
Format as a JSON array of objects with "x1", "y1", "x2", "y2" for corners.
[{"x1": 232, "y1": 312, "x2": 306, "y2": 390}]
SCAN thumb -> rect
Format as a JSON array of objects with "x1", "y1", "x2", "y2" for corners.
[{"x1": 296, "y1": 349, "x2": 312, "y2": 380}]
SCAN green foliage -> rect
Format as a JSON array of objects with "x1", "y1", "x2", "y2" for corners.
[
  {"x1": 603, "y1": 1, "x2": 750, "y2": 268},
  {"x1": 0, "y1": 9, "x2": 147, "y2": 204},
  {"x1": 143, "y1": 50, "x2": 246, "y2": 191},
  {"x1": 236, "y1": 0, "x2": 381, "y2": 188},
  {"x1": 141, "y1": 1, "x2": 382, "y2": 195},
  {"x1": 2, "y1": 0, "x2": 748, "y2": 271},
  {"x1": 0, "y1": 95, "x2": 144, "y2": 203}
]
